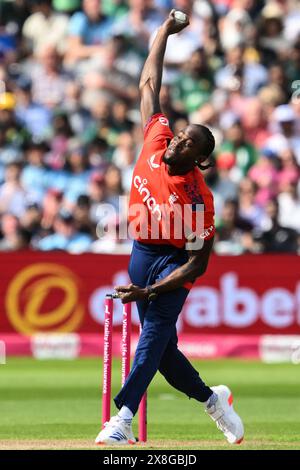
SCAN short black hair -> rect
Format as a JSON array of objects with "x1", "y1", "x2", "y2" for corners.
[
  {"x1": 77, "y1": 194, "x2": 90, "y2": 208},
  {"x1": 191, "y1": 124, "x2": 215, "y2": 170},
  {"x1": 190, "y1": 124, "x2": 215, "y2": 157}
]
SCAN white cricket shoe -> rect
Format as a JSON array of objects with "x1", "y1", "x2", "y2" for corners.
[
  {"x1": 95, "y1": 415, "x2": 136, "y2": 445},
  {"x1": 205, "y1": 385, "x2": 244, "y2": 444}
]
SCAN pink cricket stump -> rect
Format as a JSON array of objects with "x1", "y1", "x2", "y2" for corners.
[
  {"x1": 138, "y1": 323, "x2": 147, "y2": 442},
  {"x1": 101, "y1": 296, "x2": 147, "y2": 442},
  {"x1": 138, "y1": 393, "x2": 147, "y2": 442},
  {"x1": 121, "y1": 303, "x2": 132, "y2": 385},
  {"x1": 102, "y1": 295, "x2": 113, "y2": 427}
]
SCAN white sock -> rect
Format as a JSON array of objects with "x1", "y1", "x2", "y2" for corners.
[{"x1": 118, "y1": 406, "x2": 133, "y2": 422}]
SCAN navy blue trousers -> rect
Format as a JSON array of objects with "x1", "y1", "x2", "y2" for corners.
[{"x1": 114, "y1": 241, "x2": 212, "y2": 415}]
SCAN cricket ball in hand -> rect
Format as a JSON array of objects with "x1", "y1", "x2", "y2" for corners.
[{"x1": 174, "y1": 10, "x2": 187, "y2": 24}]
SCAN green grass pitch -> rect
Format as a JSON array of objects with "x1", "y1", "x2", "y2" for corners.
[{"x1": 0, "y1": 358, "x2": 300, "y2": 450}]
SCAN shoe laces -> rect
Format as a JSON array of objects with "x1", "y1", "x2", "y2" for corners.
[
  {"x1": 104, "y1": 416, "x2": 121, "y2": 428},
  {"x1": 105, "y1": 415, "x2": 132, "y2": 433}
]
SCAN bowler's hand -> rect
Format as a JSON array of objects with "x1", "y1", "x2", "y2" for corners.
[
  {"x1": 114, "y1": 284, "x2": 147, "y2": 304},
  {"x1": 163, "y1": 9, "x2": 190, "y2": 35}
]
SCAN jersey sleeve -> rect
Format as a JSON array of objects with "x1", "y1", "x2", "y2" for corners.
[{"x1": 143, "y1": 113, "x2": 174, "y2": 143}]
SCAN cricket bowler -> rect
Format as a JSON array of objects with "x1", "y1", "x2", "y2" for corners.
[{"x1": 96, "y1": 10, "x2": 244, "y2": 446}]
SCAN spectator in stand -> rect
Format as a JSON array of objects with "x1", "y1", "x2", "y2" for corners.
[
  {"x1": 285, "y1": 40, "x2": 300, "y2": 88},
  {"x1": 87, "y1": 137, "x2": 109, "y2": 172},
  {"x1": 63, "y1": 80, "x2": 92, "y2": 136},
  {"x1": 0, "y1": 162, "x2": 27, "y2": 217},
  {"x1": 20, "y1": 202, "x2": 42, "y2": 238},
  {"x1": 268, "y1": 63, "x2": 290, "y2": 103},
  {"x1": 82, "y1": 96, "x2": 112, "y2": 144},
  {"x1": 28, "y1": 43, "x2": 70, "y2": 109},
  {"x1": 238, "y1": 178, "x2": 265, "y2": 229},
  {"x1": 0, "y1": 94, "x2": 30, "y2": 148},
  {"x1": 53, "y1": 0, "x2": 81, "y2": 13},
  {"x1": 73, "y1": 194, "x2": 95, "y2": 236},
  {"x1": 278, "y1": 181, "x2": 300, "y2": 233},
  {"x1": 0, "y1": 0, "x2": 31, "y2": 43},
  {"x1": 62, "y1": 139, "x2": 91, "y2": 207},
  {"x1": 14, "y1": 77, "x2": 52, "y2": 139},
  {"x1": 88, "y1": 166, "x2": 127, "y2": 238},
  {"x1": 46, "y1": 110, "x2": 74, "y2": 169},
  {"x1": 21, "y1": 140, "x2": 49, "y2": 204},
  {"x1": 0, "y1": 0, "x2": 30, "y2": 66},
  {"x1": 111, "y1": 100, "x2": 134, "y2": 135},
  {"x1": 37, "y1": 208, "x2": 93, "y2": 252},
  {"x1": 83, "y1": 96, "x2": 134, "y2": 150},
  {"x1": 39, "y1": 188, "x2": 63, "y2": 235},
  {"x1": 190, "y1": 101, "x2": 222, "y2": 147},
  {"x1": 112, "y1": 132, "x2": 136, "y2": 193},
  {"x1": 104, "y1": 163, "x2": 124, "y2": 210},
  {"x1": 100, "y1": 0, "x2": 129, "y2": 18},
  {"x1": 210, "y1": 152, "x2": 238, "y2": 223},
  {"x1": 241, "y1": 98, "x2": 270, "y2": 149},
  {"x1": 258, "y1": 2, "x2": 290, "y2": 64},
  {"x1": 282, "y1": 0, "x2": 300, "y2": 45},
  {"x1": 0, "y1": 112, "x2": 24, "y2": 184},
  {"x1": 112, "y1": 0, "x2": 164, "y2": 50},
  {"x1": 214, "y1": 199, "x2": 254, "y2": 255},
  {"x1": 0, "y1": 213, "x2": 21, "y2": 251},
  {"x1": 219, "y1": 3, "x2": 253, "y2": 51},
  {"x1": 218, "y1": 120, "x2": 257, "y2": 182},
  {"x1": 107, "y1": 34, "x2": 144, "y2": 81},
  {"x1": 256, "y1": 199, "x2": 299, "y2": 253},
  {"x1": 292, "y1": 95, "x2": 300, "y2": 135},
  {"x1": 65, "y1": 0, "x2": 114, "y2": 65},
  {"x1": 257, "y1": 83, "x2": 286, "y2": 123},
  {"x1": 277, "y1": 148, "x2": 299, "y2": 190},
  {"x1": 88, "y1": 172, "x2": 109, "y2": 223},
  {"x1": 171, "y1": 48, "x2": 214, "y2": 115},
  {"x1": 215, "y1": 45, "x2": 268, "y2": 97},
  {"x1": 81, "y1": 36, "x2": 139, "y2": 111},
  {"x1": 266, "y1": 104, "x2": 300, "y2": 165},
  {"x1": 159, "y1": 84, "x2": 187, "y2": 127},
  {"x1": 22, "y1": 0, "x2": 69, "y2": 54},
  {"x1": 86, "y1": 98, "x2": 135, "y2": 149},
  {"x1": 248, "y1": 148, "x2": 278, "y2": 207}
]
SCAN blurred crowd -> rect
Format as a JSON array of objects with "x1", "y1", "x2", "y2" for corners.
[{"x1": 0, "y1": 0, "x2": 300, "y2": 254}]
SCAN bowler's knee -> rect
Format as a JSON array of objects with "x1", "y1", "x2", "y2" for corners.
[{"x1": 158, "y1": 343, "x2": 178, "y2": 376}]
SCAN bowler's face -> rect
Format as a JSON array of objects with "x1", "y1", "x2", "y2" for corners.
[{"x1": 163, "y1": 126, "x2": 202, "y2": 167}]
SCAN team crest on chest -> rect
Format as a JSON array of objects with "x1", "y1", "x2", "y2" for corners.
[{"x1": 147, "y1": 154, "x2": 160, "y2": 171}]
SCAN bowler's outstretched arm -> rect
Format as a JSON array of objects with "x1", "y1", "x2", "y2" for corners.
[{"x1": 139, "y1": 10, "x2": 189, "y2": 127}]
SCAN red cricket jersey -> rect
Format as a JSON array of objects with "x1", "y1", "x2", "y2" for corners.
[{"x1": 128, "y1": 114, "x2": 215, "y2": 248}]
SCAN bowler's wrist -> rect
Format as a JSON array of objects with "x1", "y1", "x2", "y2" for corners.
[
  {"x1": 146, "y1": 285, "x2": 159, "y2": 301},
  {"x1": 139, "y1": 288, "x2": 149, "y2": 300},
  {"x1": 160, "y1": 24, "x2": 171, "y2": 37}
]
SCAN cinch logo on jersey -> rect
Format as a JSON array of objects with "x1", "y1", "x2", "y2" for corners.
[
  {"x1": 199, "y1": 225, "x2": 215, "y2": 239},
  {"x1": 133, "y1": 175, "x2": 162, "y2": 221}
]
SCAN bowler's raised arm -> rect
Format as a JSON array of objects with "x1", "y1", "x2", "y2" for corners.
[{"x1": 139, "y1": 10, "x2": 189, "y2": 128}]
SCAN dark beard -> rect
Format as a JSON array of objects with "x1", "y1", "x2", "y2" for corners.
[{"x1": 162, "y1": 153, "x2": 177, "y2": 166}]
